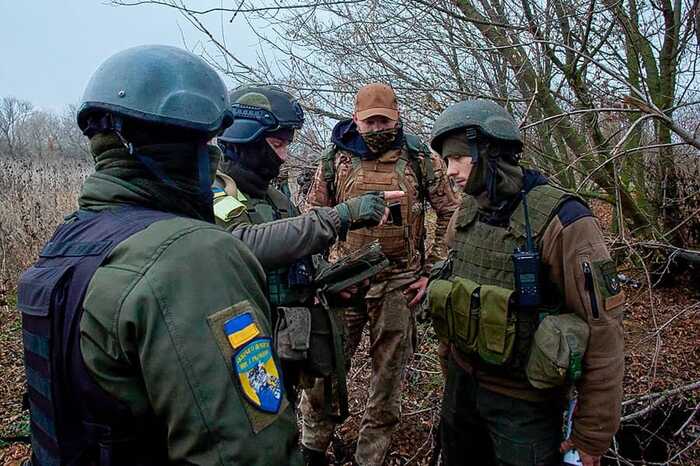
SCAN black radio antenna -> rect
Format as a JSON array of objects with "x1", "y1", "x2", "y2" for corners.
[{"x1": 521, "y1": 190, "x2": 535, "y2": 252}]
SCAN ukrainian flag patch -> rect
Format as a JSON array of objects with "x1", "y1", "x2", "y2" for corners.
[
  {"x1": 223, "y1": 312, "x2": 260, "y2": 349},
  {"x1": 233, "y1": 337, "x2": 283, "y2": 413}
]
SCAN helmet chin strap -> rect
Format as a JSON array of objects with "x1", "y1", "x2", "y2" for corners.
[
  {"x1": 111, "y1": 116, "x2": 179, "y2": 190},
  {"x1": 465, "y1": 127, "x2": 480, "y2": 165},
  {"x1": 197, "y1": 142, "x2": 214, "y2": 208},
  {"x1": 486, "y1": 157, "x2": 499, "y2": 202},
  {"x1": 220, "y1": 143, "x2": 240, "y2": 162},
  {"x1": 112, "y1": 114, "x2": 215, "y2": 217}
]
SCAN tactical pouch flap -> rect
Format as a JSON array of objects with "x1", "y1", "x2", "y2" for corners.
[
  {"x1": 306, "y1": 306, "x2": 336, "y2": 378},
  {"x1": 275, "y1": 307, "x2": 312, "y2": 361},
  {"x1": 526, "y1": 313, "x2": 589, "y2": 389},
  {"x1": 17, "y1": 265, "x2": 73, "y2": 317},
  {"x1": 478, "y1": 285, "x2": 515, "y2": 365},
  {"x1": 426, "y1": 279, "x2": 452, "y2": 345},
  {"x1": 451, "y1": 278, "x2": 480, "y2": 355}
]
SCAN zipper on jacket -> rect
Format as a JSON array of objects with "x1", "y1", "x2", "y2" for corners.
[{"x1": 582, "y1": 261, "x2": 599, "y2": 319}]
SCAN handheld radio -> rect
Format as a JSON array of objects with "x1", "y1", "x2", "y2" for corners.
[{"x1": 512, "y1": 190, "x2": 541, "y2": 307}]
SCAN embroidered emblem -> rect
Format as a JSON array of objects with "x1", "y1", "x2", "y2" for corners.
[
  {"x1": 233, "y1": 337, "x2": 283, "y2": 413},
  {"x1": 224, "y1": 312, "x2": 260, "y2": 349}
]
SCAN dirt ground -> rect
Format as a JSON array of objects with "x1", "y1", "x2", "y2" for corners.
[{"x1": 2, "y1": 281, "x2": 699, "y2": 465}]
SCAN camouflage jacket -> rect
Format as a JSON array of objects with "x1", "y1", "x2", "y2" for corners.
[{"x1": 305, "y1": 128, "x2": 459, "y2": 288}]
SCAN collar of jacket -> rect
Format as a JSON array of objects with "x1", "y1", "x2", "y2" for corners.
[{"x1": 330, "y1": 119, "x2": 404, "y2": 160}]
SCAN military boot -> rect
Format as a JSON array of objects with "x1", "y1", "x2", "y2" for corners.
[{"x1": 302, "y1": 445, "x2": 329, "y2": 466}]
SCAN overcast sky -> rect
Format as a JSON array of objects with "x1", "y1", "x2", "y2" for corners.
[{"x1": 0, "y1": 1, "x2": 262, "y2": 113}]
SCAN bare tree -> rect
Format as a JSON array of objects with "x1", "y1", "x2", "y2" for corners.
[
  {"x1": 0, "y1": 96, "x2": 34, "y2": 158},
  {"x1": 112, "y1": 0, "x2": 700, "y2": 263}
]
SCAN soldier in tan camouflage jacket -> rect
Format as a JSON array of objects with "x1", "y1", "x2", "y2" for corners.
[{"x1": 299, "y1": 83, "x2": 459, "y2": 466}]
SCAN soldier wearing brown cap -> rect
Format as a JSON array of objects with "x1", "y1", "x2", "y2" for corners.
[{"x1": 299, "y1": 83, "x2": 460, "y2": 465}]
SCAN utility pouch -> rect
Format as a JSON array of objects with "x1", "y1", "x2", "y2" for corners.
[
  {"x1": 451, "y1": 277, "x2": 480, "y2": 355},
  {"x1": 526, "y1": 313, "x2": 589, "y2": 389},
  {"x1": 275, "y1": 306, "x2": 312, "y2": 362},
  {"x1": 426, "y1": 279, "x2": 453, "y2": 345},
  {"x1": 477, "y1": 285, "x2": 516, "y2": 366}
]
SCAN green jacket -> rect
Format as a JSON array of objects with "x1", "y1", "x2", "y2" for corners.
[
  {"x1": 78, "y1": 172, "x2": 303, "y2": 465},
  {"x1": 213, "y1": 171, "x2": 342, "y2": 270}
]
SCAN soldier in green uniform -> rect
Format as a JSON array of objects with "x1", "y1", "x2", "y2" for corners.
[
  {"x1": 426, "y1": 100, "x2": 624, "y2": 466},
  {"x1": 17, "y1": 46, "x2": 304, "y2": 465},
  {"x1": 213, "y1": 85, "x2": 396, "y2": 271},
  {"x1": 212, "y1": 85, "x2": 402, "y2": 466}
]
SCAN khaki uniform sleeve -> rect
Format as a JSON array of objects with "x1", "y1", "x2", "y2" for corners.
[
  {"x1": 541, "y1": 215, "x2": 624, "y2": 456},
  {"x1": 227, "y1": 208, "x2": 341, "y2": 269},
  {"x1": 82, "y1": 226, "x2": 302, "y2": 465},
  {"x1": 303, "y1": 163, "x2": 335, "y2": 211},
  {"x1": 426, "y1": 154, "x2": 460, "y2": 269}
]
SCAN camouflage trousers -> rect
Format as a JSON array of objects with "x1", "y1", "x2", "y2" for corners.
[{"x1": 300, "y1": 286, "x2": 416, "y2": 466}]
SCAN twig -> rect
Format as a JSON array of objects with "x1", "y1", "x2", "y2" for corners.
[
  {"x1": 673, "y1": 400, "x2": 700, "y2": 437},
  {"x1": 621, "y1": 380, "x2": 700, "y2": 423}
]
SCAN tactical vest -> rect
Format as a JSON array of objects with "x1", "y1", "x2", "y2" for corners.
[
  {"x1": 437, "y1": 184, "x2": 585, "y2": 378},
  {"x1": 322, "y1": 135, "x2": 435, "y2": 269},
  {"x1": 17, "y1": 207, "x2": 172, "y2": 466}
]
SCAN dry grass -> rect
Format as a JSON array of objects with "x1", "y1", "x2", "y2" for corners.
[
  {"x1": 0, "y1": 156, "x2": 90, "y2": 464},
  {"x1": 0, "y1": 156, "x2": 91, "y2": 296}
]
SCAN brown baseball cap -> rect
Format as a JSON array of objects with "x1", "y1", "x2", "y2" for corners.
[{"x1": 354, "y1": 83, "x2": 399, "y2": 121}]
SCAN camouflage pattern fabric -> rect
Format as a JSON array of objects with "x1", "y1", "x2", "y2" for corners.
[
  {"x1": 305, "y1": 146, "x2": 459, "y2": 280},
  {"x1": 361, "y1": 127, "x2": 400, "y2": 154},
  {"x1": 300, "y1": 284, "x2": 415, "y2": 465}
]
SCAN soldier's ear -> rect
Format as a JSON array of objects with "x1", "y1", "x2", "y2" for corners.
[{"x1": 352, "y1": 113, "x2": 358, "y2": 125}]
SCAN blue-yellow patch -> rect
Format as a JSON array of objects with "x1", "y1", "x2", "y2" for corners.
[
  {"x1": 233, "y1": 337, "x2": 283, "y2": 413},
  {"x1": 224, "y1": 312, "x2": 260, "y2": 349}
]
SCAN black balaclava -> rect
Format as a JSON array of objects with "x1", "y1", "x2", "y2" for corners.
[
  {"x1": 83, "y1": 132, "x2": 221, "y2": 222},
  {"x1": 220, "y1": 138, "x2": 284, "y2": 198}
]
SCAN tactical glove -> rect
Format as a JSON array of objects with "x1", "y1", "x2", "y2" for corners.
[{"x1": 334, "y1": 192, "x2": 386, "y2": 239}]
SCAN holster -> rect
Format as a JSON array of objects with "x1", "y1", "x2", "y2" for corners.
[{"x1": 275, "y1": 305, "x2": 349, "y2": 422}]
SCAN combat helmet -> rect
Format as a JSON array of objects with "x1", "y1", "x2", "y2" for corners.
[
  {"x1": 76, "y1": 45, "x2": 233, "y2": 214},
  {"x1": 429, "y1": 99, "x2": 522, "y2": 163},
  {"x1": 218, "y1": 85, "x2": 304, "y2": 145},
  {"x1": 77, "y1": 45, "x2": 233, "y2": 137}
]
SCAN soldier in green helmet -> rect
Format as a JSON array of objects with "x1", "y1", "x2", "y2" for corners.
[
  {"x1": 17, "y1": 45, "x2": 305, "y2": 465},
  {"x1": 212, "y1": 85, "x2": 403, "y2": 465},
  {"x1": 426, "y1": 100, "x2": 624, "y2": 466},
  {"x1": 213, "y1": 84, "x2": 397, "y2": 272}
]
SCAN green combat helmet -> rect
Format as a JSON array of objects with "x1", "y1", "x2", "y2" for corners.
[
  {"x1": 429, "y1": 99, "x2": 522, "y2": 163},
  {"x1": 429, "y1": 100, "x2": 523, "y2": 201},
  {"x1": 76, "y1": 45, "x2": 233, "y2": 219},
  {"x1": 77, "y1": 45, "x2": 232, "y2": 136}
]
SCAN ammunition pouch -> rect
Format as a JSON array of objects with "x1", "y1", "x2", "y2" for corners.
[
  {"x1": 275, "y1": 307, "x2": 312, "y2": 362},
  {"x1": 426, "y1": 277, "x2": 588, "y2": 388},
  {"x1": 275, "y1": 306, "x2": 335, "y2": 379}
]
